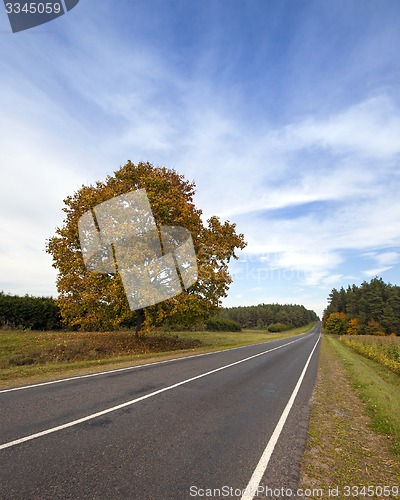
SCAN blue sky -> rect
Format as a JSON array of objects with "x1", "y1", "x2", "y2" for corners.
[{"x1": 1, "y1": 0, "x2": 400, "y2": 317}]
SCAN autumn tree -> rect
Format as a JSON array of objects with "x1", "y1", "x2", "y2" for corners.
[
  {"x1": 364, "y1": 320, "x2": 386, "y2": 336},
  {"x1": 346, "y1": 317, "x2": 362, "y2": 336},
  {"x1": 323, "y1": 312, "x2": 347, "y2": 335},
  {"x1": 46, "y1": 161, "x2": 246, "y2": 332}
]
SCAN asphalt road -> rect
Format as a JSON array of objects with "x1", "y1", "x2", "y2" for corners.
[{"x1": 0, "y1": 324, "x2": 321, "y2": 500}]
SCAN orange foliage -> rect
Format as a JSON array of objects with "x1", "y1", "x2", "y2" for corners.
[
  {"x1": 346, "y1": 317, "x2": 361, "y2": 335},
  {"x1": 365, "y1": 320, "x2": 386, "y2": 336}
]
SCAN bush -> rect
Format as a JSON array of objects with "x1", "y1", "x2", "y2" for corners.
[
  {"x1": 0, "y1": 292, "x2": 62, "y2": 330},
  {"x1": 323, "y1": 312, "x2": 347, "y2": 335},
  {"x1": 205, "y1": 318, "x2": 242, "y2": 332},
  {"x1": 267, "y1": 322, "x2": 294, "y2": 332}
]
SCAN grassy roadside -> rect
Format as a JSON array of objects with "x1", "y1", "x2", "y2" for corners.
[
  {"x1": 0, "y1": 323, "x2": 315, "y2": 388},
  {"x1": 299, "y1": 335, "x2": 400, "y2": 499},
  {"x1": 334, "y1": 336, "x2": 400, "y2": 456},
  {"x1": 339, "y1": 335, "x2": 400, "y2": 376}
]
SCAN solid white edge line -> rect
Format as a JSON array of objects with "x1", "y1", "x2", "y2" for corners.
[
  {"x1": 0, "y1": 329, "x2": 316, "y2": 395},
  {"x1": 0, "y1": 333, "x2": 316, "y2": 451},
  {"x1": 240, "y1": 334, "x2": 321, "y2": 500}
]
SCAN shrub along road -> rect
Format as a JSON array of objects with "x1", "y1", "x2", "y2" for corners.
[{"x1": 0, "y1": 324, "x2": 321, "y2": 499}]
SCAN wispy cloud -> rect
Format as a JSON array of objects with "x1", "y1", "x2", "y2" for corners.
[
  {"x1": 284, "y1": 95, "x2": 400, "y2": 158},
  {"x1": 362, "y1": 250, "x2": 400, "y2": 278}
]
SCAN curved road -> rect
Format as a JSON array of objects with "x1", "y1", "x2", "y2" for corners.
[{"x1": 0, "y1": 324, "x2": 321, "y2": 499}]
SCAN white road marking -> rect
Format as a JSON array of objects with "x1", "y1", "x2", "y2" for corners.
[
  {"x1": 0, "y1": 333, "x2": 315, "y2": 451},
  {"x1": 241, "y1": 334, "x2": 321, "y2": 500},
  {"x1": 0, "y1": 331, "x2": 315, "y2": 395}
]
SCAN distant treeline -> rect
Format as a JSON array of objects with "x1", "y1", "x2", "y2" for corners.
[
  {"x1": 323, "y1": 277, "x2": 400, "y2": 336},
  {"x1": 0, "y1": 292, "x2": 62, "y2": 330},
  {"x1": 218, "y1": 303, "x2": 319, "y2": 330},
  {"x1": 0, "y1": 292, "x2": 318, "y2": 333}
]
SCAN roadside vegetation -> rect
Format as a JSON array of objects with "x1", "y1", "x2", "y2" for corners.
[
  {"x1": 339, "y1": 335, "x2": 400, "y2": 375},
  {"x1": 0, "y1": 291, "x2": 62, "y2": 330},
  {"x1": 0, "y1": 323, "x2": 316, "y2": 387},
  {"x1": 330, "y1": 336, "x2": 400, "y2": 456},
  {"x1": 301, "y1": 277, "x2": 400, "y2": 495},
  {"x1": 300, "y1": 335, "x2": 400, "y2": 498}
]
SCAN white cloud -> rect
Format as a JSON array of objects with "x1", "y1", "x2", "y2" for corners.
[
  {"x1": 372, "y1": 251, "x2": 400, "y2": 266},
  {"x1": 170, "y1": 94, "x2": 400, "y2": 226},
  {"x1": 210, "y1": 95, "x2": 400, "y2": 289},
  {"x1": 361, "y1": 250, "x2": 400, "y2": 278},
  {"x1": 283, "y1": 95, "x2": 400, "y2": 159},
  {"x1": 362, "y1": 267, "x2": 392, "y2": 278},
  {"x1": 257, "y1": 250, "x2": 343, "y2": 288},
  {"x1": 0, "y1": 83, "x2": 88, "y2": 295}
]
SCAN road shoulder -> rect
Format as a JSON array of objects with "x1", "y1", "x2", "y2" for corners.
[{"x1": 299, "y1": 336, "x2": 400, "y2": 499}]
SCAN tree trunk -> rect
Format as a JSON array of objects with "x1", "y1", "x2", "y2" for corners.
[{"x1": 135, "y1": 308, "x2": 145, "y2": 336}]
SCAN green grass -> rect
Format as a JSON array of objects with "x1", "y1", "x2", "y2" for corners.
[
  {"x1": 0, "y1": 323, "x2": 316, "y2": 387},
  {"x1": 327, "y1": 335, "x2": 400, "y2": 456},
  {"x1": 176, "y1": 323, "x2": 314, "y2": 348}
]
